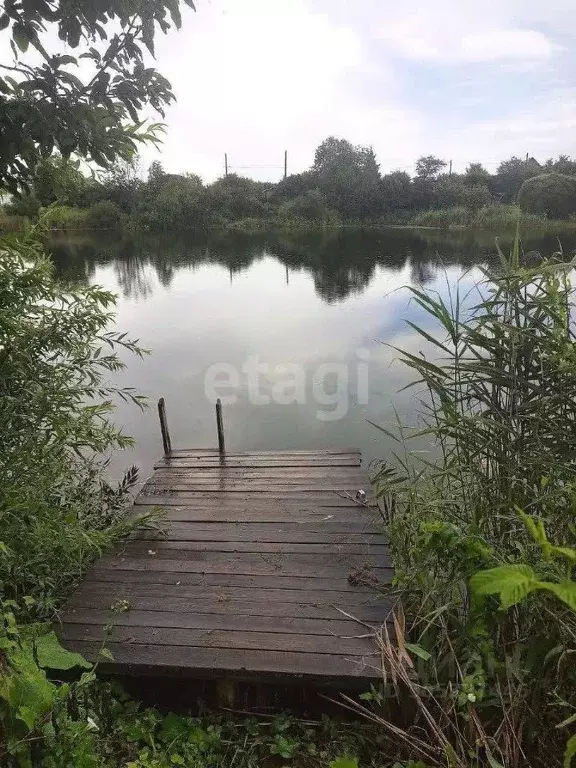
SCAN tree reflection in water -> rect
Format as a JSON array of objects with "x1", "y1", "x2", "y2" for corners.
[{"x1": 48, "y1": 228, "x2": 576, "y2": 303}]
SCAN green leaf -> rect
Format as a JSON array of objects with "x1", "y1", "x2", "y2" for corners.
[
  {"x1": 405, "y1": 643, "x2": 431, "y2": 661},
  {"x1": 564, "y1": 734, "x2": 576, "y2": 768},
  {"x1": 35, "y1": 631, "x2": 91, "y2": 671},
  {"x1": 470, "y1": 564, "x2": 538, "y2": 610},
  {"x1": 541, "y1": 581, "x2": 576, "y2": 612},
  {"x1": 0, "y1": 13, "x2": 10, "y2": 31},
  {"x1": 12, "y1": 24, "x2": 31, "y2": 53},
  {"x1": 550, "y1": 546, "x2": 576, "y2": 564},
  {"x1": 330, "y1": 758, "x2": 359, "y2": 768},
  {"x1": 54, "y1": 54, "x2": 77, "y2": 67},
  {"x1": 99, "y1": 647, "x2": 114, "y2": 660}
]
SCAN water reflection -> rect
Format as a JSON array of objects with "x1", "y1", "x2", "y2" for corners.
[
  {"x1": 46, "y1": 227, "x2": 576, "y2": 480},
  {"x1": 50, "y1": 228, "x2": 576, "y2": 304}
]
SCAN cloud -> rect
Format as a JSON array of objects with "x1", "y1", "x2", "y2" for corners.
[
  {"x1": 461, "y1": 29, "x2": 557, "y2": 62},
  {"x1": 141, "y1": 0, "x2": 422, "y2": 180},
  {"x1": 377, "y1": 23, "x2": 557, "y2": 64}
]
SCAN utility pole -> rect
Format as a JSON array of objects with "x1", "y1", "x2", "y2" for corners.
[
  {"x1": 284, "y1": 150, "x2": 288, "y2": 179},
  {"x1": 224, "y1": 153, "x2": 228, "y2": 177},
  {"x1": 525, "y1": 152, "x2": 529, "y2": 163},
  {"x1": 449, "y1": 159, "x2": 453, "y2": 177}
]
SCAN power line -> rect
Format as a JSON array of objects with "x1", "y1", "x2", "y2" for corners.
[{"x1": 224, "y1": 151, "x2": 288, "y2": 178}]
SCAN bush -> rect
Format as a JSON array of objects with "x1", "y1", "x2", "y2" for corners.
[
  {"x1": 0, "y1": 210, "x2": 26, "y2": 231},
  {"x1": 519, "y1": 172, "x2": 576, "y2": 219},
  {"x1": 460, "y1": 182, "x2": 492, "y2": 211},
  {"x1": 5, "y1": 195, "x2": 41, "y2": 219},
  {"x1": 411, "y1": 206, "x2": 469, "y2": 228},
  {"x1": 278, "y1": 189, "x2": 339, "y2": 226},
  {"x1": 0, "y1": 229, "x2": 149, "y2": 613},
  {"x1": 40, "y1": 205, "x2": 87, "y2": 229},
  {"x1": 83, "y1": 200, "x2": 124, "y2": 229},
  {"x1": 474, "y1": 203, "x2": 546, "y2": 229}
]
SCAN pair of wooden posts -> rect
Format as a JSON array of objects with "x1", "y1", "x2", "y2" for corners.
[{"x1": 157, "y1": 397, "x2": 225, "y2": 457}]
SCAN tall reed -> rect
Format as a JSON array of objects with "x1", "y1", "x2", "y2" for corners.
[{"x1": 371, "y1": 242, "x2": 576, "y2": 766}]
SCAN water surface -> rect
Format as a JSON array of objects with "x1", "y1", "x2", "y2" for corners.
[{"x1": 50, "y1": 227, "x2": 576, "y2": 480}]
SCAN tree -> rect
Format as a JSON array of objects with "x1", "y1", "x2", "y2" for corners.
[
  {"x1": 495, "y1": 156, "x2": 541, "y2": 202},
  {"x1": 312, "y1": 136, "x2": 380, "y2": 218},
  {"x1": 543, "y1": 155, "x2": 576, "y2": 176},
  {"x1": 415, "y1": 155, "x2": 446, "y2": 180},
  {"x1": 433, "y1": 176, "x2": 492, "y2": 212},
  {"x1": 31, "y1": 156, "x2": 87, "y2": 206},
  {"x1": 148, "y1": 161, "x2": 166, "y2": 186},
  {"x1": 0, "y1": 0, "x2": 194, "y2": 194},
  {"x1": 379, "y1": 171, "x2": 414, "y2": 212},
  {"x1": 278, "y1": 189, "x2": 335, "y2": 225},
  {"x1": 89, "y1": 160, "x2": 143, "y2": 213},
  {"x1": 136, "y1": 173, "x2": 208, "y2": 230},
  {"x1": 464, "y1": 163, "x2": 492, "y2": 187},
  {"x1": 272, "y1": 171, "x2": 315, "y2": 203},
  {"x1": 518, "y1": 173, "x2": 576, "y2": 219},
  {"x1": 206, "y1": 174, "x2": 271, "y2": 221}
]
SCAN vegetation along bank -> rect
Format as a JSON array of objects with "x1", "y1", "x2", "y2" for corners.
[{"x1": 5, "y1": 147, "x2": 576, "y2": 234}]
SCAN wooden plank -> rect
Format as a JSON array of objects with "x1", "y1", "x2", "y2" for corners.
[
  {"x1": 150, "y1": 468, "x2": 369, "y2": 479},
  {"x1": 136, "y1": 501, "x2": 369, "y2": 512},
  {"x1": 133, "y1": 521, "x2": 380, "y2": 537},
  {"x1": 134, "y1": 491, "x2": 361, "y2": 508},
  {"x1": 60, "y1": 641, "x2": 382, "y2": 679},
  {"x1": 142, "y1": 485, "x2": 370, "y2": 496},
  {"x1": 117, "y1": 544, "x2": 387, "y2": 566},
  {"x1": 63, "y1": 593, "x2": 392, "y2": 622},
  {"x1": 76, "y1": 570, "x2": 389, "y2": 595},
  {"x1": 134, "y1": 507, "x2": 381, "y2": 524},
  {"x1": 124, "y1": 540, "x2": 388, "y2": 556},
  {"x1": 134, "y1": 491, "x2": 368, "y2": 511},
  {"x1": 154, "y1": 459, "x2": 362, "y2": 469},
  {"x1": 99, "y1": 550, "x2": 388, "y2": 568},
  {"x1": 60, "y1": 624, "x2": 376, "y2": 656},
  {"x1": 60, "y1": 609, "x2": 381, "y2": 636},
  {"x1": 94, "y1": 556, "x2": 392, "y2": 579},
  {"x1": 132, "y1": 529, "x2": 382, "y2": 544},
  {"x1": 166, "y1": 449, "x2": 361, "y2": 458}
]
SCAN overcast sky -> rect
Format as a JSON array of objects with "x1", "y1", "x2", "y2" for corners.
[{"x1": 141, "y1": 0, "x2": 576, "y2": 181}]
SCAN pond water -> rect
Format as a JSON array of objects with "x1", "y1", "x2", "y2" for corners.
[{"x1": 50, "y1": 227, "x2": 576, "y2": 481}]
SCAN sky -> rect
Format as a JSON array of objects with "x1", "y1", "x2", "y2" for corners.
[{"x1": 139, "y1": 0, "x2": 576, "y2": 182}]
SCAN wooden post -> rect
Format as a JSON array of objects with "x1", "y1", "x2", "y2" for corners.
[
  {"x1": 157, "y1": 397, "x2": 172, "y2": 457},
  {"x1": 284, "y1": 149, "x2": 288, "y2": 179},
  {"x1": 216, "y1": 398, "x2": 225, "y2": 455},
  {"x1": 225, "y1": 153, "x2": 228, "y2": 177}
]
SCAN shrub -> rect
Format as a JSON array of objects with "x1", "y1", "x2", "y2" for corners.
[
  {"x1": 0, "y1": 229, "x2": 150, "y2": 614},
  {"x1": 40, "y1": 205, "x2": 87, "y2": 229},
  {"x1": 5, "y1": 195, "x2": 41, "y2": 219},
  {"x1": 278, "y1": 189, "x2": 339, "y2": 226},
  {"x1": 411, "y1": 206, "x2": 469, "y2": 228},
  {"x1": 83, "y1": 200, "x2": 124, "y2": 229},
  {"x1": 519, "y1": 172, "x2": 576, "y2": 219},
  {"x1": 0, "y1": 210, "x2": 26, "y2": 231},
  {"x1": 460, "y1": 182, "x2": 492, "y2": 211}
]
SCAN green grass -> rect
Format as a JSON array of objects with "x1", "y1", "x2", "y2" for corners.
[{"x1": 408, "y1": 203, "x2": 572, "y2": 231}]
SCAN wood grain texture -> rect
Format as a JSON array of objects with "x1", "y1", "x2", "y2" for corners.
[{"x1": 59, "y1": 448, "x2": 391, "y2": 682}]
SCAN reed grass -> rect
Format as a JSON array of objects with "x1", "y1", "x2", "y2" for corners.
[{"x1": 370, "y1": 239, "x2": 576, "y2": 766}]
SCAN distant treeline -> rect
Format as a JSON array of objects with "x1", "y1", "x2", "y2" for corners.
[{"x1": 6, "y1": 137, "x2": 576, "y2": 231}]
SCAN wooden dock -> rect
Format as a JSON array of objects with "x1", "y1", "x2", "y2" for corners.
[{"x1": 59, "y1": 447, "x2": 393, "y2": 686}]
